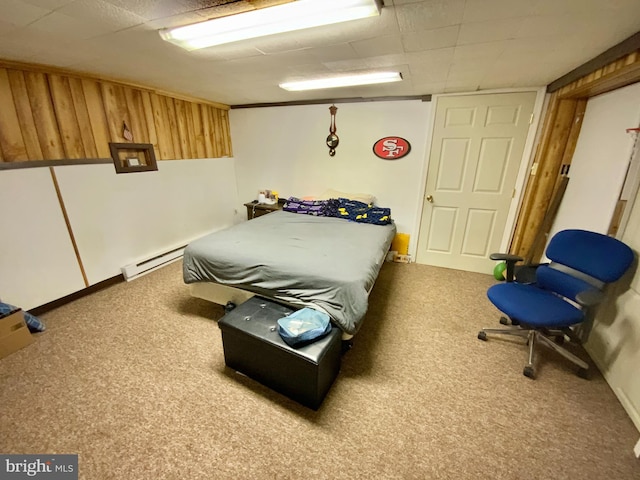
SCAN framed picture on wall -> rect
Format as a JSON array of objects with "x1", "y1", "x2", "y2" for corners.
[{"x1": 109, "y1": 143, "x2": 158, "y2": 174}]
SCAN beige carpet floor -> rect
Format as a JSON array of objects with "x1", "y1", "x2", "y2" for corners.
[{"x1": 0, "y1": 261, "x2": 638, "y2": 479}]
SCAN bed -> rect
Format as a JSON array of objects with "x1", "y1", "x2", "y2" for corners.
[{"x1": 183, "y1": 209, "x2": 396, "y2": 337}]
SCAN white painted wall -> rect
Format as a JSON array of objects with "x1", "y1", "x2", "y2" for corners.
[
  {"x1": 0, "y1": 158, "x2": 239, "y2": 309},
  {"x1": 587, "y1": 183, "x2": 640, "y2": 433},
  {"x1": 546, "y1": 82, "x2": 640, "y2": 435},
  {"x1": 55, "y1": 158, "x2": 239, "y2": 285},
  {"x1": 0, "y1": 168, "x2": 86, "y2": 309},
  {"x1": 230, "y1": 101, "x2": 432, "y2": 254},
  {"x1": 549, "y1": 82, "x2": 640, "y2": 238}
]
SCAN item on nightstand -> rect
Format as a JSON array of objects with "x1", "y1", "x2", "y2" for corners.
[{"x1": 258, "y1": 190, "x2": 278, "y2": 205}]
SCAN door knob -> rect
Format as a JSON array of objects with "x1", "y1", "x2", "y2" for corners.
[{"x1": 426, "y1": 195, "x2": 433, "y2": 203}]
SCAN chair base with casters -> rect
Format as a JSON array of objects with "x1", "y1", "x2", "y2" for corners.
[
  {"x1": 478, "y1": 229, "x2": 634, "y2": 380},
  {"x1": 478, "y1": 323, "x2": 589, "y2": 379}
]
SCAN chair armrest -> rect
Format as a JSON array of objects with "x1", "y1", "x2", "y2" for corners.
[
  {"x1": 490, "y1": 253, "x2": 524, "y2": 282},
  {"x1": 575, "y1": 289, "x2": 604, "y2": 308},
  {"x1": 490, "y1": 253, "x2": 524, "y2": 262}
]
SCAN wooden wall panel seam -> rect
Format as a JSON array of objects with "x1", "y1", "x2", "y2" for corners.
[
  {"x1": 49, "y1": 74, "x2": 86, "y2": 158},
  {"x1": 0, "y1": 68, "x2": 29, "y2": 161},
  {"x1": 7, "y1": 69, "x2": 43, "y2": 160},
  {"x1": 49, "y1": 167, "x2": 89, "y2": 288},
  {"x1": 24, "y1": 71, "x2": 65, "y2": 160}
]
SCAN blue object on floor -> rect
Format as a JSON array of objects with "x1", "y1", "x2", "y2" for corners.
[
  {"x1": 277, "y1": 307, "x2": 332, "y2": 348},
  {"x1": 0, "y1": 302, "x2": 45, "y2": 332}
]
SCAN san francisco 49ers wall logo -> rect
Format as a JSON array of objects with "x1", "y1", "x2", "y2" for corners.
[{"x1": 373, "y1": 136, "x2": 411, "y2": 160}]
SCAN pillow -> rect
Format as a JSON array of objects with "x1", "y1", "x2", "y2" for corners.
[
  {"x1": 0, "y1": 302, "x2": 45, "y2": 332},
  {"x1": 317, "y1": 189, "x2": 376, "y2": 205},
  {"x1": 334, "y1": 198, "x2": 392, "y2": 225},
  {"x1": 283, "y1": 197, "x2": 336, "y2": 216}
]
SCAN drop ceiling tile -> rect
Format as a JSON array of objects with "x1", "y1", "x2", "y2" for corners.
[
  {"x1": 0, "y1": 29, "x2": 100, "y2": 67},
  {"x1": 103, "y1": 0, "x2": 198, "y2": 21},
  {"x1": 68, "y1": 26, "x2": 166, "y2": 66},
  {"x1": 249, "y1": 33, "x2": 311, "y2": 55},
  {"x1": 0, "y1": 19, "x2": 20, "y2": 36},
  {"x1": 264, "y1": 50, "x2": 320, "y2": 70},
  {"x1": 462, "y1": 0, "x2": 534, "y2": 23},
  {"x1": 28, "y1": 11, "x2": 115, "y2": 40},
  {"x1": 516, "y1": 14, "x2": 593, "y2": 39},
  {"x1": 281, "y1": 6, "x2": 400, "y2": 50},
  {"x1": 1, "y1": 0, "x2": 51, "y2": 27},
  {"x1": 499, "y1": 37, "x2": 588, "y2": 65},
  {"x1": 453, "y1": 40, "x2": 506, "y2": 62},
  {"x1": 188, "y1": 42, "x2": 263, "y2": 61},
  {"x1": 478, "y1": 68, "x2": 546, "y2": 90},
  {"x1": 57, "y1": 0, "x2": 146, "y2": 31},
  {"x1": 395, "y1": 0, "x2": 465, "y2": 32},
  {"x1": 146, "y1": 10, "x2": 207, "y2": 29},
  {"x1": 406, "y1": 47, "x2": 454, "y2": 66},
  {"x1": 323, "y1": 53, "x2": 408, "y2": 72},
  {"x1": 351, "y1": 34, "x2": 404, "y2": 57},
  {"x1": 446, "y1": 62, "x2": 490, "y2": 80},
  {"x1": 407, "y1": 61, "x2": 450, "y2": 84},
  {"x1": 22, "y1": 0, "x2": 74, "y2": 8},
  {"x1": 444, "y1": 80, "x2": 480, "y2": 93},
  {"x1": 308, "y1": 43, "x2": 359, "y2": 63},
  {"x1": 457, "y1": 17, "x2": 523, "y2": 45},
  {"x1": 532, "y1": 0, "x2": 640, "y2": 17},
  {"x1": 411, "y1": 80, "x2": 446, "y2": 94},
  {"x1": 401, "y1": 25, "x2": 459, "y2": 52}
]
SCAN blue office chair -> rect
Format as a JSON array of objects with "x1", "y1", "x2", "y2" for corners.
[{"x1": 478, "y1": 229, "x2": 634, "y2": 379}]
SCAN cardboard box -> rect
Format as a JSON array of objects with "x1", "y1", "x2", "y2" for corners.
[{"x1": 0, "y1": 309, "x2": 34, "y2": 359}]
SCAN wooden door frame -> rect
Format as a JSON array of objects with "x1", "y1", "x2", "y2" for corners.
[{"x1": 510, "y1": 32, "x2": 640, "y2": 261}]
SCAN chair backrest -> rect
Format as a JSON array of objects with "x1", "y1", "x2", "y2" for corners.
[{"x1": 536, "y1": 230, "x2": 634, "y2": 302}]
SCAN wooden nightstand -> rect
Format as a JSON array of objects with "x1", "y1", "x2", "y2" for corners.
[{"x1": 244, "y1": 199, "x2": 285, "y2": 220}]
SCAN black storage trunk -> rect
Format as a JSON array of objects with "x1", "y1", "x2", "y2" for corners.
[{"x1": 218, "y1": 296, "x2": 342, "y2": 410}]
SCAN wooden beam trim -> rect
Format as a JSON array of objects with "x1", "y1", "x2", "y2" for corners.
[
  {"x1": 548, "y1": 31, "x2": 640, "y2": 92},
  {"x1": 558, "y1": 61, "x2": 640, "y2": 99},
  {"x1": 0, "y1": 58, "x2": 230, "y2": 111},
  {"x1": 49, "y1": 167, "x2": 89, "y2": 288},
  {"x1": 231, "y1": 95, "x2": 432, "y2": 109}
]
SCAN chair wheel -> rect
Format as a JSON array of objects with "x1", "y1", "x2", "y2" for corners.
[
  {"x1": 577, "y1": 367, "x2": 590, "y2": 379},
  {"x1": 499, "y1": 316, "x2": 509, "y2": 325},
  {"x1": 523, "y1": 366, "x2": 536, "y2": 379},
  {"x1": 477, "y1": 331, "x2": 487, "y2": 341}
]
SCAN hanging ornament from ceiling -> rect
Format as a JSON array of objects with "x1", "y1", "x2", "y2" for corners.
[{"x1": 326, "y1": 105, "x2": 339, "y2": 156}]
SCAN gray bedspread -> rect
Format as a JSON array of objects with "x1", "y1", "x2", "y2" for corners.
[{"x1": 183, "y1": 210, "x2": 396, "y2": 335}]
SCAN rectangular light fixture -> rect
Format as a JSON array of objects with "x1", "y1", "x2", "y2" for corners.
[
  {"x1": 160, "y1": 0, "x2": 382, "y2": 51},
  {"x1": 279, "y1": 72, "x2": 402, "y2": 91}
]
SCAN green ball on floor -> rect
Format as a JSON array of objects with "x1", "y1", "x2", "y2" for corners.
[{"x1": 493, "y1": 262, "x2": 507, "y2": 281}]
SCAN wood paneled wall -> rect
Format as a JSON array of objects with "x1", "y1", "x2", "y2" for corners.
[
  {"x1": 0, "y1": 63, "x2": 232, "y2": 163},
  {"x1": 511, "y1": 48, "x2": 640, "y2": 260}
]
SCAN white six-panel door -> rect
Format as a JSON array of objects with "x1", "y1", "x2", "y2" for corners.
[{"x1": 416, "y1": 92, "x2": 537, "y2": 273}]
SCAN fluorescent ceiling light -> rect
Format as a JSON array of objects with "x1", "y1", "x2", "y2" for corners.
[
  {"x1": 279, "y1": 72, "x2": 402, "y2": 91},
  {"x1": 160, "y1": 0, "x2": 382, "y2": 51}
]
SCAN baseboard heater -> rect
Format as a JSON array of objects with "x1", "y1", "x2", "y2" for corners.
[{"x1": 121, "y1": 245, "x2": 186, "y2": 281}]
